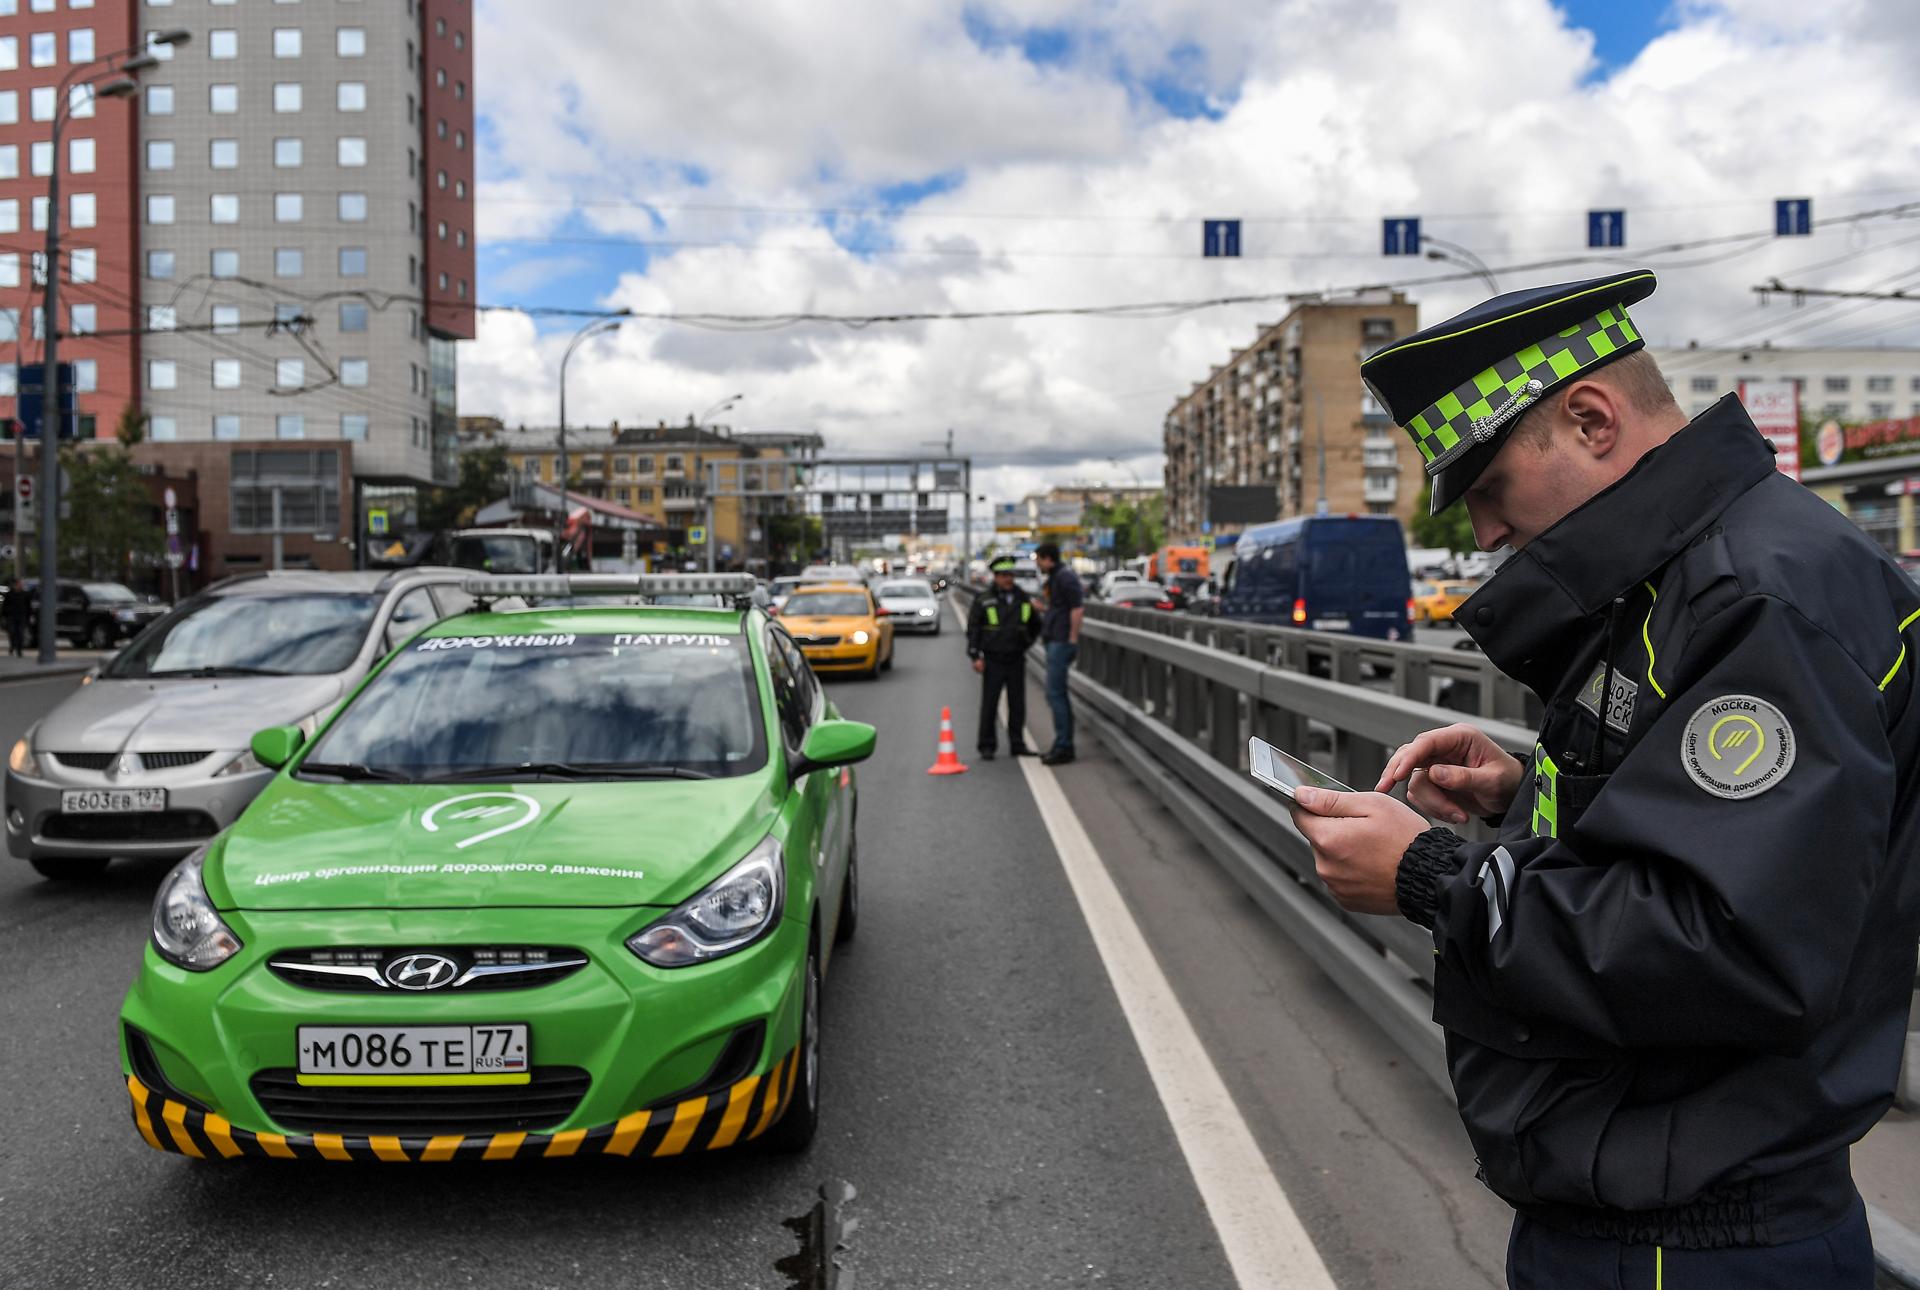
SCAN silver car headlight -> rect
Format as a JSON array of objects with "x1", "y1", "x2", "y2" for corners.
[
  {"x1": 151, "y1": 846, "x2": 243, "y2": 970},
  {"x1": 627, "y1": 835, "x2": 784, "y2": 968},
  {"x1": 918, "y1": 607, "x2": 935, "y2": 617},
  {"x1": 8, "y1": 730, "x2": 41, "y2": 778}
]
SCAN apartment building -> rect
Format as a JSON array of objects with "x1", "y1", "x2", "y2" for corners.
[{"x1": 1164, "y1": 292, "x2": 1420, "y2": 541}]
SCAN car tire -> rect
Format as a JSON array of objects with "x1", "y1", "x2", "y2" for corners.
[
  {"x1": 834, "y1": 842, "x2": 858, "y2": 945},
  {"x1": 763, "y1": 938, "x2": 821, "y2": 1154},
  {"x1": 30, "y1": 856, "x2": 110, "y2": 881},
  {"x1": 88, "y1": 621, "x2": 112, "y2": 650}
]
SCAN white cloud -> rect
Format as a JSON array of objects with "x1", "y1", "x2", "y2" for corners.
[{"x1": 462, "y1": 0, "x2": 1920, "y2": 503}]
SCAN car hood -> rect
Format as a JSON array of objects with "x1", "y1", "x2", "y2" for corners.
[
  {"x1": 878, "y1": 597, "x2": 935, "y2": 611},
  {"x1": 779, "y1": 614, "x2": 875, "y2": 633},
  {"x1": 209, "y1": 777, "x2": 779, "y2": 911},
  {"x1": 32, "y1": 674, "x2": 347, "y2": 753}
]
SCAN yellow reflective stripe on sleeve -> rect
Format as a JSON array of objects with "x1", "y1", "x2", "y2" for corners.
[
  {"x1": 311, "y1": 1133, "x2": 353, "y2": 1161},
  {"x1": 420, "y1": 1135, "x2": 463, "y2": 1162},
  {"x1": 543, "y1": 1128, "x2": 587, "y2": 1158},
  {"x1": 256, "y1": 1132, "x2": 298, "y2": 1160},
  {"x1": 1641, "y1": 581, "x2": 1667, "y2": 700},
  {"x1": 708, "y1": 1075, "x2": 762, "y2": 1151},
  {"x1": 652, "y1": 1099, "x2": 705, "y2": 1157},
  {"x1": 160, "y1": 1100, "x2": 205, "y2": 1158},
  {"x1": 203, "y1": 1112, "x2": 246, "y2": 1159},
  {"x1": 1656, "y1": 1245, "x2": 1664, "y2": 1289},
  {"x1": 368, "y1": 1135, "x2": 409, "y2": 1162},
  {"x1": 483, "y1": 1131, "x2": 526, "y2": 1160},
  {"x1": 1882, "y1": 606, "x2": 1920, "y2": 691}
]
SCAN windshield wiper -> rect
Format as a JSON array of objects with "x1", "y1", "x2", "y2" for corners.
[
  {"x1": 420, "y1": 761, "x2": 717, "y2": 782},
  {"x1": 298, "y1": 761, "x2": 412, "y2": 782},
  {"x1": 145, "y1": 665, "x2": 290, "y2": 678}
]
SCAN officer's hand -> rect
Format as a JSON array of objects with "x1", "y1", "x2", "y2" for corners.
[
  {"x1": 1376, "y1": 723, "x2": 1525, "y2": 826},
  {"x1": 1286, "y1": 788, "x2": 1425, "y2": 916},
  {"x1": 973, "y1": 658, "x2": 984, "y2": 673}
]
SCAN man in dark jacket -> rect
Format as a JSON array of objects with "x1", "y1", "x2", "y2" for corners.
[
  {"x1": 1287, "y1": 269, "x2": 1917, "y2": 1286},
  {"x1": 3, "y1": 577, "x2": 30, "y2": 657},
  {"x1": 967, "y1": 555, "x2": 1042, "y2": 759}
]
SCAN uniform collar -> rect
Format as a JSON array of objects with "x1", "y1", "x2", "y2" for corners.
[{"x1": 1460, "y1": 395, "x2": 1776, "y2": 689}]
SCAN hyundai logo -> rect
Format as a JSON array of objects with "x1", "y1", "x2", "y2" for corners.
[{"x1": 384, "y1": 952, "x2": 459, "y2": 991}]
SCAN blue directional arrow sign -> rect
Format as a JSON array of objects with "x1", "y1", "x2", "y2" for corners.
[
  {"x1": 1382, "y1": 217, "x2": 1421, "y2": 256},
  {"x1": 1202, "y1": 219, "x2": 1241, "y2": 257},
  {"x1": 1775, "y1": 198, "x2": 1812, "y2": 236},
  {"x1": 1588, "y1": 210, "x2": 1625, "y2": 248}
]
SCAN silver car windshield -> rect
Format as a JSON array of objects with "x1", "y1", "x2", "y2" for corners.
[{"x1": 105, "y1": 593, "x2": 380, "y2": 678}]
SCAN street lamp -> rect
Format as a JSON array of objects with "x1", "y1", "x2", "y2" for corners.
[
  {"x1": 697, "y1": 393, "x2": 743, "y2": 425},
  {"x1": 554, "y1": 310, "x2": 631, "y2": 571},
  {"x1": 35, "y1": 32, "x2": 185, "y2": 663},
  {"x1": 1422, "y1": 236, "x2": 1500, "y2": 295}
]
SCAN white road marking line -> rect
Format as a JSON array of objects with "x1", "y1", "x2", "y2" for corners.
[{"x1": 1016, "y1": 752, "x2": 1338, "y2": 1290}]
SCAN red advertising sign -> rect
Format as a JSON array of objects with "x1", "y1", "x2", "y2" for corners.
[{"x1": 1739, "y1": 379, "x2": 1801, "y2": 481}]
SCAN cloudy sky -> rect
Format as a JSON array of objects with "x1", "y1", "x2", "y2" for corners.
[{"x1": 459, "y1": 0, "x2": 1920, "y2": 507}]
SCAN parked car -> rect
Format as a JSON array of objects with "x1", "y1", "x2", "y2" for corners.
[
  {"x1": 1107, "y1": 583, "x2": 1180, "y2": 611},
  {"x1": 19, "y1": 579, "x2": 166, "y2": 649},
  {"x1": 5, "y1": 568, "x2": 479, "y2": 879},
  {"x1": 1096, "y1": 570, "x2": 1149, "y2": 600},
  {"x1": 1216, "y1": 515, "x2": 1413, "y2": 640},
  {"x1": 874, "y1": 578, "x2": 942, "y2": 634}
]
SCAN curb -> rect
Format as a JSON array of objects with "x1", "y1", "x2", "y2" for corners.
[{"x1": 0, "y1": 663, "x2": 91, "y2": 686}]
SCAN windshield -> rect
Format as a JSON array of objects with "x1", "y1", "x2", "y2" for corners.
[
  {"x1": 85, "y1": 583, "x2": 138, "y2": 604},
  {"x1": 300, "y1": 631, "x2": 766, "y2": 780},
  {"x1": 106, "y1": 592, "x2": 380, "y2": 678},
  {"x1": 785, "y1": 593, "x2": 870, "y2": 617},
  {"x1": 879, "y1": 583, "x2": 933, "y2": 599},
  {"x1": 449, "y1": 535, "x2": 542, "y2": 575}
]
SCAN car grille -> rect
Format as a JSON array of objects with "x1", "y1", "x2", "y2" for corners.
[
  {"x1": 794, "y1": 635, "x2": 842, "y2": 646},
  {"x1": 48, "y1": 750, "x2": 212, "y2": 772},
  {"x1": 267, "y1": 946, "x2": 590, "y2": 993},
  {"x1": 41, "y1": 810, "x2": 219, "y2": 843},
  {"x1": 250, "y1": 1066, "x2": 592, "y2": 1136},
  {"x1": 140, "y1": 750, "x2": 213, "y2": 771},
  {"x1": 49, "y1": 751, "x2": 115, "y2": 771}
]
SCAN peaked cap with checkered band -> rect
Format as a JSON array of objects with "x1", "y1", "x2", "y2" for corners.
[{"x1": 1361, "y1": 269, "x2": 1658, "y2": 514}]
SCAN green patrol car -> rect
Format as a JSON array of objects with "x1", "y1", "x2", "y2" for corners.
[{"x1": 120, "y1": 574, "x2": 873, "y2": 1163}]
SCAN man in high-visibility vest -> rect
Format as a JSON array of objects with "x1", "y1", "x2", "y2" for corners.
[{"x1": 967, "y1": 555, "x2": 1042, "y2": 759}]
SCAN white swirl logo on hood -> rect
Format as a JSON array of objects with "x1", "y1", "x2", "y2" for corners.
[{"x1": 420, "y1": 792, "x2": 542, "y2": 849}]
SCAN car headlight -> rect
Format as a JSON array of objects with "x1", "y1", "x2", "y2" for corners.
[
  {"x1": 918, "y1": 607, "x2": 935, "y2": 616},
  {"x1": 113, "y1": 608, "x2": 138, "y2": 623},
  {"x1": 151, "y1": 846, "x2": 243, "y2": 970},
  {"x1": 8, "y1": 733, "x2": 41, "y2": 778},
  {"x1": 627, "y1": 835, "x2": 784, "y2": 968},
  {"x1": 212, "y1": 748, "x2": 262, "y2": 778},
  {"x1": 850, "y1": 630, "x2": 871, "y2": 645}
]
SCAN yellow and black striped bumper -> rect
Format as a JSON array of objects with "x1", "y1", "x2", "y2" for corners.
[{"x1": 126, "y1": 1045, "x2": 799, "y2": 1162}]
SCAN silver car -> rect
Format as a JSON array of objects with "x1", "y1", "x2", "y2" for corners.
[
  {"x1": 875, "y1": 578, "x2": 942, "y2": 634},
  {"x1": 4, "y1": 568, "x2": 476, "y2": 880}
]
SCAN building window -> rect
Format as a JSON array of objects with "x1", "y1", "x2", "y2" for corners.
[
  {"x1": 210, "y1": 137, "x2": 238, "y2": 168},
  {"x1": 1825, "y1": 376, "x2": 1851, "y2": 393},
  {"x1": 337, "y1": 80, "x2": 365, "y2": 111},
  {"x1": 212, "y1": 359, "x2": 241, "y2": 389},
  {"x1": 638, "y1": 488, "x2": 653, "y2": 503},
  {"x1": 212, "y1": 305, "x2": 239, "y2": 334},
  {"x1": 340, "y1": 302, "x2": 368, "y2": 332},
  {"x1": 274, "y1": 82, "x2": 302, "y2": 113},
  {"x1": 0, "y1": 91, "x2": 16, "y2": 125},
  {"x1": 1690, "y1": 376, "x2": 1716, "y2": 393},
  {"x1": 213, "y1": 416, "x2": 240, "y2": 441},
  {"x1": 436, "y1": 169, "x2": 447, "y2": 190},
  {"x1": 1822, "y1": 402, "x2": 1849, "y2": 418},
  {"x1": 69, "y1": 304, "x2": 94, "y2": 335},
  {"x1": 613, "y1": 456, "x2": 630, "y2": 476},
  {"x1": 454, "y1": 179, "x2": 466, "y2": 200},
  {"x1": 0, "y1": 200, "x2": 16, "y2": 234},
  {"x1": 435, "y1": 17, "x2": 445, "y2": 35},
  {"x1": 436, "y1": 118, "x2": 446, "y2": 140},
  {"x1": 276, "y1": 359, "x2": 303, "y2": 388},
  {"x1": 456, "y1": 279, "x2": 467, "y2": 299},
  {"x1": 274, "y1": 192, "x2": 303, "y2": 222},
  {"x1": 146, "y1": 194, "x2": 174, "y2": 224},
  {"x1": 30, "y1": 32, "x2": 55, "y2": 68},
  {"x1": 273, "y1": 28, "x2": 301, "y2": 58},
  {"x1": 435, "y1": 66, "x2": 446, "y2": 87},
  {"x1": 455, "y1": 129, "x2": 465, "y2": 151},
  {"x1": 28, "y1": 141, "x2": 49, "y2": 176},
  {"x1": 436, "y1": 219, "x2": 447, "y2": 240},
  {"x1": 148, "y1": 360, "x2": 177, "y2": 391},
  {"x1": 336, "y1": 27, "x2": 365, "y2": 57},
  {"x1": 146, "y1": 139, "x2": 173, "y2": 169},
  {"x1": 1868, "y1": 375, "x2": 1894, "y2": 393},
  {"x1": 150, "y1": 417, "x2": 177, "y2": 443},
  {"x1": 143, "y1": 29, "x2": 174, "y2": 58},
  {"x1": 68, "y1": 84, "x2": 92, "y2": 118},
  {"x1": 147, "y1": 250, "x2": 174, "y2": 279},
  {"x1": 337, "y1": 136, "x2": 367, "y2": 167},
  {"x1": 30, "y1": 86, "x2": 54, "y2": 120},
  {"x1": 274, "y1": 303, "x2": 304, "y2": 326},
  {"x1": 274, "y1": 137, "x2": 302, "y2": 167},
  {"x1": 30, "y1": 196, "x2": 45, "y2": 230},
  {"x1": 210, "y1": 83, "x2": 238, "y2": 113},
  {"x1": 209, "y1": 29, "x2": 237, "y2": 58},
  {"x1": 68, "y1": 193, "x2": 95, "y2": 228},
  {"x1": 145, "y1": 83, "x2": 172, "y2": 115},
  {"x1": 455, "y1": 31, "x2": 465, "y2": 51},
  {"x1": 1870, "y1": 402, "x2": 1895, "y2": 419},
  {"x1": 455, "y1": 229, "x2": 466, "y2": 248},
  {"x1": 68, "y1": 137, "x2": 94, "y2": 173},
  {"x1": 276, "y1": 415, "x2": 305, "y2": 440},
  {"x1": 274, "y1": 247, "x2": 303, "y2": 277},
  {"x1": 211, "y1": 249, "x2": 239, "y2": 278},
  {"x1": 455, "y1": 80, "x2": 466, "y2": 101},
  {"x1": 338, "y1": 191, "x2": 367, "y2": 221},
  {"x1": 341, "y1": 414, "x2": 368, "y2": 440},
  {"x1": 0, "y1": 255, "x2": 16, "y2": 289},
  {"x1": 340, "y1": 358, "x2": 368, "y2": 387},
  {"x1": 147, "y1": 305, "x2": 176, "y2": 331},
  {"x1": 210, "y1": 193, "x2": 239, "y2": 223},
  {"x1": 437, "y1": 271, "x2": 448, "y2": 290},
  {"x1": 339, "y1": 246, "x2": 367, "y2": 276},
  {"x1": 0, "y1": 37, "x2": 14, "y2": 71},
  {"x1": 69, "y1": 248, "x2": 95, "y2": 283},
  {"x1": 72, "y1": 360, "x2": 96, "y2": 393}
]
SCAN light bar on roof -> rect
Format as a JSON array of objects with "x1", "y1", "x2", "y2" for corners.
[{"x1": 458, "y1": 573, "x2": 759, "y2": 598}]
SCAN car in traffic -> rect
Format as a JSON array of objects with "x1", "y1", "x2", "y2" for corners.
[
  {"x1": 1095, "y1": 570, "x2": 1148, "y2": 600},
  {"x1": 769, "y1": 576, "x2": 805, "y2": 612},
  {"x1": 19, "y1": 579, "x2": 167, "y2": 649},
  {"x1": 873, "y1": 578, "x2": 942, "y2": 634},
  {"x1": 774, "y1": 583, "x2": 894, "y2": 677},
  {"x1": 441, "y1": 528, "x2": 556, "y2": 576},
  {"x1": 119, "y1": 572, "x2": 873, "y2": 1163},
  {"x1": 1216, "y1": 515, "x2": 1414, "y2": 640},
  {"x1": 1411, "y1": 579, "x2": 1478, "y2": 626},
  {"x1": 6, "y1": 569, "x2": 476, "y2": 879},
  {"x1": 1105, "y1": 583, "x2": 1180, "y2": 611},
  {"x1": 798, "y1": 563, "x2": 864, "y2": 584}
]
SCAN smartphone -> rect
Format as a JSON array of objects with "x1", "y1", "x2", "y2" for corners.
[{"x1": 1248, "y1": 735, "x2": 1354, "y2": 800}]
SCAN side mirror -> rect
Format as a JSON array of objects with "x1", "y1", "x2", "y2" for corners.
[
  {"x1": 790, "y1": 719, "x2": 876, "y2": 781},
  {"x1": 250, "y1": 724, "x2": 307, "y2": 770}
]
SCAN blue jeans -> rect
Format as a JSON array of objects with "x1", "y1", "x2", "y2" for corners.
[{"x1": 1044, "y1": 641, "x2": 1077, "y2": 751}]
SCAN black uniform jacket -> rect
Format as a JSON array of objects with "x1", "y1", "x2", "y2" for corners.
[
  {"x1": 967, "y1": 585, "x2": 1041, "y2": 661},
  {"x1": 1397, "y1": 395, "x2": 1920, "y2": 1247}
]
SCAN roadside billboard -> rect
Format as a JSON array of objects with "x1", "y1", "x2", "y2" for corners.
[{"x1": 1738, "y1": 379, "x2": 1801, "y2": 480}]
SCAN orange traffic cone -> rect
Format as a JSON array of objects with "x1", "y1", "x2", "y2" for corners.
[{"x1": 926, "y1": 706, "x2": 970, "y2": 775}]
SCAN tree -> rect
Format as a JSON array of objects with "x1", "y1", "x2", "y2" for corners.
[
  {"x1": 417, "y1": 443, "x2": 511, "y2": 533},
  {"x1": 1083, "y1": 494, "x2": 1166, "y2": 558},
  {"x1": 1408, "y1": 479, "x2": 1477, "y2": 554},
  {"x1": 60, "y1": 404, "x2": 162, "y2": 581}
]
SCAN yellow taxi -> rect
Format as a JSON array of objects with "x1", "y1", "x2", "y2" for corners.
[
  {"x1": 1411, "y1": 580, "x2": 1478, "y2": 626},
  {"x1": 776, "y1": 583, "x2": 895, "y2": 677}
]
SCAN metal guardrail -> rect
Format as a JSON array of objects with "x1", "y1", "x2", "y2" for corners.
[{"x1": 955, "y1": 583, "x2": 1920, "y2": 1284}]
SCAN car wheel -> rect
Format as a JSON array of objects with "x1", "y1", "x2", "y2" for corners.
[
  {"x1": 763, "y1": 938, "x2": 821, "y2": 1154},
  {"x1": 29, "y1": 856, "x2": 110, "y2": 881},
  {"x1": 87, "y1": 621, "x2": 112, "y2": 650},
  {"x1": 834, "y1": 841, "x2": 858, "y2": 945}
]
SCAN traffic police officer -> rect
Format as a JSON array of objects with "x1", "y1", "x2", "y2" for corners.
[
  {"x1": 1287, "y1": 268, "x2": 1920, "y2": 1287},
  {"x1": 967, "y1": 555, "x2": 1042, "y2": 759}
]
